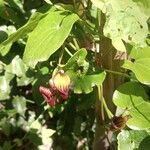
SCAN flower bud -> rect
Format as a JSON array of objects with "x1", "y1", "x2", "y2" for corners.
[
  {"x1": 111, "y1": 116, "x2": 128, "y2": 131},
  {"x1": 39, "y1": 86, "x2": 56, "y2": 106},
  {"x1": 52, "y1": 70, "x2": 70, "y2": 99}
]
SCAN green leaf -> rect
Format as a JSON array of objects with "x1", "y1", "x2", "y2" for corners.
[
  {"x1": 0, "y1": 61, "x2": 5, "y2": 73},
  {"x1": 113, "y1": 82, "x2": 150, "y2": 130},
  {"x1": 63, "y1": 48, "x2": 106, "y2": 93},
  {"x1": 123, "y1": 47, "x2": 150, "y2": 85},
  {"x1": 132, "y1": 0, "x2": 150, "y2": 16},
  {"x1": 117, "y1": 130, "x2": 150, "y2": 150},
  {"x1": 91, "y1": 0, "x2": 149, "y2": 51},
  {"x1": 68, "y1": 70, "x2": 106, "y2": 94},
  {"x1": 39, "y1": 127, "x2": 55, "y2": 147},
  {"x1": 0, "y1": 30, "x2": 8, "y2": 43},
  {"x1": 130, "y1": 46, "x2": 150, "y2": 59},
  {"x1": 0, "y1": 12, "x2": 48, "y2": 55},
  {"x1": 0, "y1": 0, "x2": 5, "y2": 15},
  {"x1": 12, "y1": 96, "x2": 27, "y2": 116},
  {"x1": 0, "y1": 73, "x2": 14, "y2": 100},
  {"x1": 2, "y1": 141, "x2": 12, "y2": 150},
  {"x1": 44, "y1": 0, "x2": 52, "y2": 4},
  {"x1": 28, "y1": 119, "x2": 55, "y2": 148},
  {"x1": 0, "y1": 25, "x2": 15, "y2": 56},
  {"x1": 5, "y1": 56, "x2": 33, "y2": 86},
  {"x1": 63, "y1": 48, "x2": 87, "y2": 70},
  {"x1": 117, "y1": 130, "x2": 134, "y2": 150},
  {"x1": 139, "y1": 136, "x2": 150, "y2": 150},
  {"x1": 16, "y1": 74, "x2": 33, "y2": 86},
  {"x1": 23, "y1": 11, "x2": 79, "y2": 68},
  {"x1": 90, "y1": 0, "x2": 106, "y2": 12},
  {"x1": 0, "y1": 118, "x2": 11, "y2": 136},
  {"x1": 5, "y1": 55, "x2": 26, "y2": 77},
  {"x1": 0, "y1": 43, "x2": 12, "y2": 56},
  {"x1": 32, "y1": 74, "x2": 50, "y2": 105}
]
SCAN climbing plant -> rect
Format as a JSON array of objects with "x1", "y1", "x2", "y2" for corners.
[{"x1": 0, "y1": 0, "x2": 150, "y2": 149}]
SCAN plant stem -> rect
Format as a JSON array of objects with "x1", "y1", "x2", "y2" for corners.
[
  {"x1": 58, "y1": 46, "x2": 65, "y2": 65},
  {"x1": 98, "y1": 86, "x2": 105, "y2": 121},
  {"x1": 68, "y1": 42, "x2": 77, "y2": 51},
  {"x1": 97, "y1": 86, "x2": 113, "y2": 119},
  {"x1": 73, "y1": 38, "x2": 80, "y2": 50},
  {"x1": 104, "y1": 69, "x2": 130, "y2": 78},
  {"x1": 96, "y1": 8, "x2": 101, "y2": 32},
  {"x1": 64, "y1": 47, "x2": 73, "y2": 56}
]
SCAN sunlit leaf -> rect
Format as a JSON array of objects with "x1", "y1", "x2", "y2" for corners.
[
  {"x1": 17, "y1": 75, "x2": 33, "y2": 86},
  {"x1": 23, "y1": 11, "x2": 79, "y2": 68},
  {"x1": 113, "y1": 82, "x2": 150, "y2": 130},
  {"x1": 29, "y1": 119, "x2": 55, "y2": 149},
  {"x1": 117, "y1": 130, "x2": 150, "y2": 150},
  {"x1": 91, "y1": 0, "x2": 149, "y2": 51},
  {"x1": 132, "y1": 0, "x2": 150, "y2": 16},
  {"x1": 5, "y1": 55, "x2": 26, "y2": 77},
  {"x1": 0, "y1": 25, "x2": 15, "y2": 56},
  {"x1": 63, "y1": 48, "x2": 87, "y2": 70},
  {"x1": 0, "y1": 0, "x2": 5, "y2": 15},
  {"x1": 0, "y1": 73, "x2": 14, "y2": 100},
  {"x1": 123, "y1": 47, "x2": 150, "y2": 85},
  {"x1": 44, "y1": 0, "x2": 52, "y2": 4},
  {"x1": 12, "y1": 96, "x2": 27, "y2": 116},
  {"x1": 68, "y1": 70, "x2": 106, "y2": 94},
  {"x1": 90, "y1": 0, "x2": 106, "y2": 12},
  {"x1": 0, "y1": 11, "x2": 49, "y2": 55},
  {"x1": 63, "y1": 48, "x2": 106, "y2": 93}
]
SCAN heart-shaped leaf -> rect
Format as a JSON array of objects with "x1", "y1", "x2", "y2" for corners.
[
  {"x1": 23, "y1": 11, "x2": 79, "y2": 68},
  {"x1": 69, "y1": 71, "x2": 106, "y2": 94},
  {"x1": 12, "y1": 96, "x2": 27, "y2": 116},
  {"x1": 117, "y1": 130, "x2": 150, "y2": 150},
  {"x1": 123, "y1": 47, "x2": 150, "y2": 85},
  {"x1": 63, "y1": 48, "x2": 106, "y2": 94},
  {"x1": 113, "y1": 82, "x2": 150, "y2": 130},
  {"x1": 91, "y1": 0, "x2": 149, "y2": 51}
]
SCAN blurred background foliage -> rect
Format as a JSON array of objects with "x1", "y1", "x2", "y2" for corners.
[
  {"x1": 0, "y1": 0, "x2": 97, "y2": 149},
  {"x1": 0, "y1": 0, "x2": 150, "y2": 150}
]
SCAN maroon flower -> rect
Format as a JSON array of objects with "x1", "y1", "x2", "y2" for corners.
[
  {"x1": 39, "y1": 86, "x2": 56, "y2": 107},
  {"x1": 50, "y1": 70, "x2": 71, "y2": 100},
  {"x1": 111, "y1": 116, "x2": 128, "y2": 131},
  {"x1": 39, "y1": 70, "x2": 71, "y2": 107}
]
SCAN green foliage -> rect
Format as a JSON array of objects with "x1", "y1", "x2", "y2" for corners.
[
  {"x1": 113, "y1": 82, "x2": 150, "y2": 130},
  {"x1": 63, "y1": 49, "x2": 106, "y2": 93},
  {"x1": 117, "y1": 130, "x2": 150, "y2": 150},
  {"x1": 91, "y1": 0, "x2": 149, "y2": 51},
  {"x1": 123, "y1": 46, "x2": 150, "y2": 84},
  {"x1": 0, "y1": 72, "x2": 14, "y2": 100},
  {"x1": 133, "y1": 0, "x2": 150, "y2": 16},
  {"x1": 12, "y1": 96, "x2": 27, "y2": 116},
  {"x1": 0, "y1": 0, "x2": 150, "y2": 149},
  {"x1": 23, "y1": 11, "x2": 79, "y2": 68}
]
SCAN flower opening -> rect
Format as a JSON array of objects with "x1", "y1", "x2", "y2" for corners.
[
  {"x1": 39, "y1": 86, "x2": 56, "y2": 107},
  {"x1": 51, "y1": 70, "x2": 70, "y2": 100}
]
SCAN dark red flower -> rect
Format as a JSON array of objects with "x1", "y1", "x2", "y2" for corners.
[
  {"x1": 50, "y1": 70, "x2": 70, "y2": 100},
  {"x1": 39, "y1": 86, "x2": 56, "y2": 107},
  {"x1": 111, "y1": 116, "x2": 128, "y2": 131},
  {"x1": 39, "y1": 70, "x2": 71, "y2": 107}
]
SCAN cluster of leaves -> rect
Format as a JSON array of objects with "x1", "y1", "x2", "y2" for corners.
[
  {"x1": 0, "y1": 0, "x2": 98, "y2": 149},
  {"x1": 0, "y1": 0, "x2": 150, "y2": 149}
]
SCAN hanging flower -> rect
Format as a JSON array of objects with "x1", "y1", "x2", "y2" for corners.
[
  {"x1": 49, "y1": 70, "x2": 71, "y2": 100},
  {"x1": 110, "y1": 115, "x2": 128, "y2": 131},
  {"x1": 39, "y1": 86, "x2": 56, "y2": 107},
  {"x1": 39, "y1": 70, "x2": 71, "y2": 107}
]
